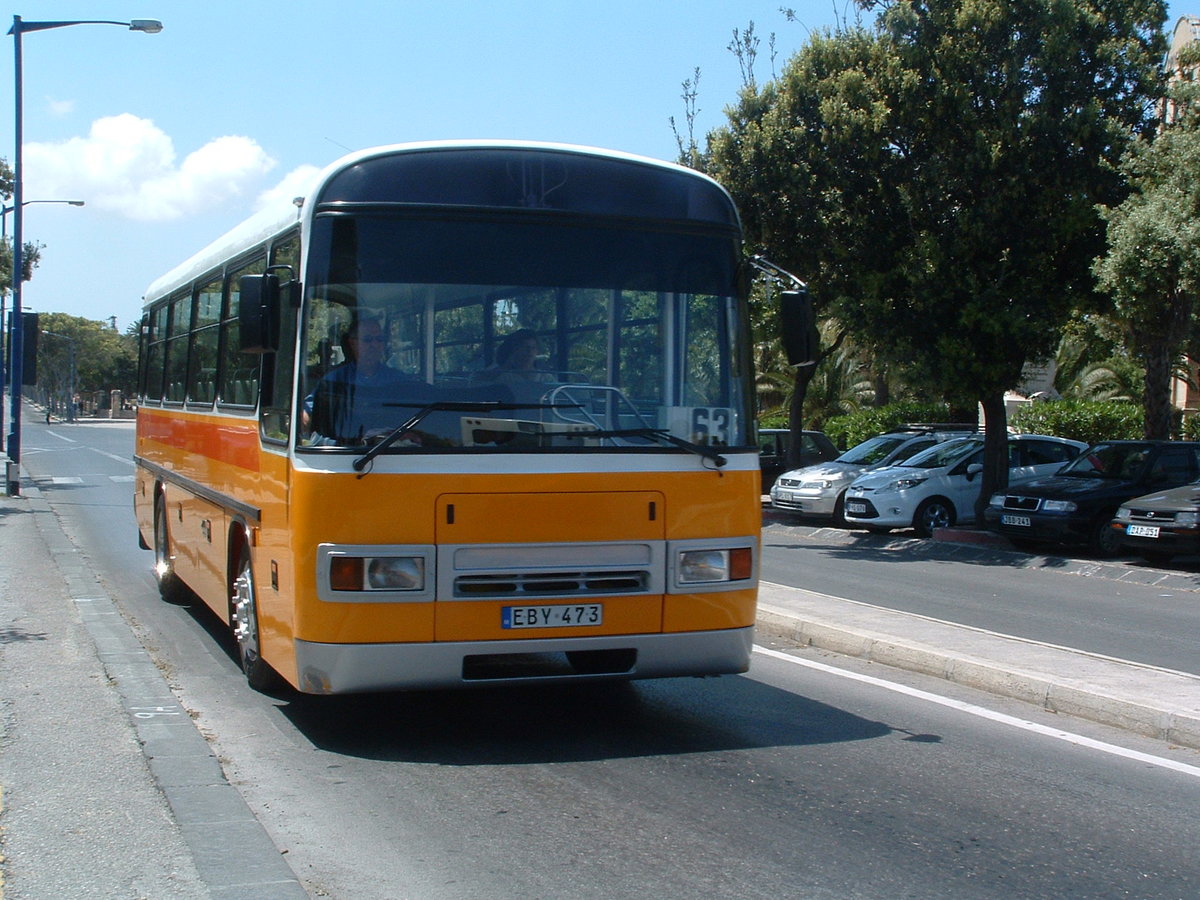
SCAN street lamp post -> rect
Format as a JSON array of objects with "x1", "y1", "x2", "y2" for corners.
[
  {"x1": 0, "y1": 199, "x2": 84, "y2": 447},
  {"x1": 7, "y1": 14, "x2": 162, "y2": 495}
]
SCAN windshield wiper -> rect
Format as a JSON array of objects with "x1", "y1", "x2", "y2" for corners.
[
  {"x1": 564, "y1": 427, "x2": 727, "y2": 467},
  {"x1": 352, "y1": 400, "x2": 562, "y2": 473}
]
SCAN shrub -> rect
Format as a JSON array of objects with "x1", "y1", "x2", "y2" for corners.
[
  {"x1": 823, "y1": 402, "x2": 955, "y2": 449},
  {"x1": 1010, "y1": 400, "x2": 1142, "y2": 444}
]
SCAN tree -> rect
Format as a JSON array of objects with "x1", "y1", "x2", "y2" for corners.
[
  {"x1": 35, "y1": 313, "x2": 139, "y2": 408},
  {"x1": 1094, "y1": 55, "x2": 1200, "y2": 438},
  {"x1": 0, "y1": 157, "x2": 45, "y2": 295},
  {"x1": 708, "y1": 0, "x2": 1166, "y2": 517}
]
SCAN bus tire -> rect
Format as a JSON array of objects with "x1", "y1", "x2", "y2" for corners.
[
  {"x1": 153, "y1": 493, "x2": 188, "y2": 604},
  {"x1": 231, "y1": 544, "x2": 286, "y2": 693}
]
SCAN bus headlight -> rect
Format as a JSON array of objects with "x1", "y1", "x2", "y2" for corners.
[
  {"x1": 677, "y1": 547, "x2": 753, "y2": 584},
  {"x1": 368, "y1": 557, "x2": 424, "y2": 590},
  {"x1": 319, "y1": 544, "x2": 435, "y2": 602},
  {"x1": 330, "y1": 555, "x2": 425, "y2": 591}
]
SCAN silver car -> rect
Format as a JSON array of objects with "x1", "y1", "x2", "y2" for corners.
[{"x1": 770, "y1": 428, "x2": 971, "y2": 523}]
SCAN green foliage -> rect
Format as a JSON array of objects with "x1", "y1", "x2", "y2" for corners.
[
  {"x1": 35, "y1": 312, "x2": 139, "y2": 402},
  {"x1": 1094, "y1": 67, "x2": 1200, "y2": 438},
  {"x1": 1181, "y1": 413, "x2": 1200, "y2": 441},
  {"x1": 823, "y1": 401, "x2": 955, "y2": 449},
  {"x1": 1010, "y1": 400, "x2": 1143, "y2": 444},
  {"x1": 0, "y1": 157, "x2": 45, "y2": 294}
]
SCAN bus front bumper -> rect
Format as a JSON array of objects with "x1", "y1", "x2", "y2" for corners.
[{"x1": 292, "y1": 626, "x2": 754, "y2": 694}]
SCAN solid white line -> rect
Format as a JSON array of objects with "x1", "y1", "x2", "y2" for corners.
[
  {"x1": 753, "y1": 644, "x2": 1200, "y2": 779},
  {"x1": 45, "y1": 430, "x2": 75, "y2": 443},
  {"x1": 89, "y1": 447, "x2": 135, "y2": 466}
]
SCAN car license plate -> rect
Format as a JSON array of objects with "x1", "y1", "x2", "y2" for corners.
[
  {"x1": 502, "y1": 603, "x2": 603, "y2": 629},
  {"x1": 1126, "y1": 524, "x2": 1160, "y2": 538},
  {"x1": 846, "y1": 500, "x2": 867, "y2": 514},
  {"x1": 1001, "y1": 514, "x2": 1031, "y2": 527}
]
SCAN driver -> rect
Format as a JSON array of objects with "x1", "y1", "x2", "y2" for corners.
[{"x1": 304, "y1": 313, "x2": 427, "y2": 443}]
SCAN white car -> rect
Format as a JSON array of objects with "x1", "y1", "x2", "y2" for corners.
[
  {"x1": 841, "y1": 434, "x2": 1087, "y2": 537},
  {"x1": 770, "y1": 428, "x2": 971, "y2": 523}
]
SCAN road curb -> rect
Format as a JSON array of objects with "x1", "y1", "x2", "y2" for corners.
[
  {"x1": 20, "y1": 476, "x2": 309, "y2": 899},
  {"x1": 755, "y1": 602, "x2": 1200, "y2": 751}
]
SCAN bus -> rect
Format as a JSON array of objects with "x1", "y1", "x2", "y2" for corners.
[{"x1": 134, "y1": 141, "x2": 776, "y2": 694}]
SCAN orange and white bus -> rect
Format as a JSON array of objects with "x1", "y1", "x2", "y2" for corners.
[{"x1": 134, "y1": 141, "x2": 767, "y2": 693}]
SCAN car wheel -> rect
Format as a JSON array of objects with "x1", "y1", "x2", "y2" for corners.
[
  {"x1": 232, "y1": 543, "x2": 286, "y2": 693},
  {"x1": 153, "y1": 493, "x2": 187, "y2": 603},
  {"x1": 913, "y1": 497, "x2": 954, "y2": 538},
  {"x1": 832, "y1": 493, "x2": 848, "y2": 527},
  {"x1": 1087, "y1": 516, "x2": 1123, "y2": 558}
]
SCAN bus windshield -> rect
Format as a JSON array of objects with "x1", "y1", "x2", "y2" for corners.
[{"x1": 297, "y1": 212, "x2": 751, "y2": 453}]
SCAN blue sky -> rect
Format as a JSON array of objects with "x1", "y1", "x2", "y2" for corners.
[{"x1": 2, "y1": 1, "x2": 1193, "y2": 332}]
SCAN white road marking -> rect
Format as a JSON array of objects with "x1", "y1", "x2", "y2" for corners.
[{"x1": 754, "y1": 645, "x2": 1200, "y2": 779}]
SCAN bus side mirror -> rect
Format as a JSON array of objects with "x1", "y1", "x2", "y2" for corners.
[
  {"x1": 239, "y1": 274, "x2": 280, "y2": 353},
  {"x1": 779, "y1": 288, "x2": 817, "y2": 367}
]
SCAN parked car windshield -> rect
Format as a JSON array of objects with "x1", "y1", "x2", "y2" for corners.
[
  {"x1": 837, "y1": 435, "x2": 909, "y2": 466},
  {"x1": 898, "y1": 438, "x2": 980, "y2": 470},
  {"x1": 1058, "y1": 443, "x2": 1151, "y2": 480}
]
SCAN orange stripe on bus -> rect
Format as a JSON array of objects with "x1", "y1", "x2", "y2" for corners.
[{"x1": 137, "y1": 408, "x2": 261, "y2": 472}]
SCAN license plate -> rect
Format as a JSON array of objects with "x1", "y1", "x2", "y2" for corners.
[
  {"x1": 1126, "y1": 524, "x2": 1160, "y2": 538},
  {"x1": 502, "y1": 603, "x2": 603, "y2": 629},
  {"x1": 846, "y1": 500, "x2": 868, "y2": 514},
  {"x1": 1001, "y1": 514, "x2": 1031, "y2": 527}
]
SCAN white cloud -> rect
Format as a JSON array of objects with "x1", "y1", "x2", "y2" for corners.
[
  {"x1": 46, "y1": 97, "x2": 74, "y2": 117},
  {"x1": 24, "y1": 113, "x2": 276, "y2": 221},
  {"x1": 254, "y1": 164, "x2": 323, "y2": 212}
]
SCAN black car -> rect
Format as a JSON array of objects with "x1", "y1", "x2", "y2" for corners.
[
  {"x1": 983, "y1": 440, "x2": 1200, "y2": 556},
  {"x1": 758, "y1": 428, "x2": 839, "y2": 493}
]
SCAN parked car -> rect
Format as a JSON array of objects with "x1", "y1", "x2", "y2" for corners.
[
  {"x1": 769, "y1": 426, "x2": 974, "y2": 523},
  {"x1": 983, "y1": 440, "x2": 1200, "y2": 557},
  {"x1": 843, "y1": 434, "x2": 1087, "y2": 538},
  {"x1": 758, "y1": 428, "x2": 839, "y2": 493},
  {"x1": 1110, "y1": 482, "x2": 1200, "y2": 564}
]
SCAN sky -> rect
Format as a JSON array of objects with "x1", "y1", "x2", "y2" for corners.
[{"x1": 2, "y1": 1, "x2": 1193, "y2": 333}]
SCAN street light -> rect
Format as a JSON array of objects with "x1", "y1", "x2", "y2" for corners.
[
  {"x1": 7, "y1": 14, "x2": 162, "y2": 495},
  {"x1": 0, "y1": 199, "x2": 84, "y2": 447}
]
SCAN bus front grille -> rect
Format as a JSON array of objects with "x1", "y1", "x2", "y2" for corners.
[
  {"x1": 439, "y1": 541, "x2": 665, "y2": 601},
  {"x1": 455, "y1": 570, "x2": 649, "y2": 597}
]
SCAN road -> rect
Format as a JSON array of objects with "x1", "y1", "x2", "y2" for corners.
[
  {"x1": 761, "y1": 512, "x2": 1200, "y2": 676},
  {"x1": 18, "y1": 414, "x2": 1200, "y2": 899}
]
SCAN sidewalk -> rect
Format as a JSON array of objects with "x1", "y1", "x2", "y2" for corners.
[
  {"x1": 0, "y1": 478, "x2": 307, "y2": 899},
  {"x1": 756, "y1": 522, "x2": 1200, "y2": 751}
]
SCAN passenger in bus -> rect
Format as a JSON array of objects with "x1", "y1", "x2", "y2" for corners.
[
  {"x1": 303, "y1": 313, "x2": 428, "y2": 443},
  {"x1": 477, "y1": 329, "x2": 554, "y2": 390}
]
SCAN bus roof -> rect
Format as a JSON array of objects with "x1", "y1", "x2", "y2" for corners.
[{"x1": 141, "y1": 140, "x2": 738, "y2": 306}]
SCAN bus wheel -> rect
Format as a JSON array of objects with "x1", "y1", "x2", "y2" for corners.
[
  {"x1": 232, "y1": 545, "x2": 285, "y2": 693},
  {"x1": 153, "y1": 494, "x2": 187, "y2": 604}
]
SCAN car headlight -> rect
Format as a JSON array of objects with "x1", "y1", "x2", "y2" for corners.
[
  {"x1": 1041, "y1": 499, "x2": 1077, "y2": 513},
  {"x1": 1114, "y1": 506, "x2": 1132, "y2": 521},
  {"x1": 801, "y1": 479, "x2": 836, "y2": 491},
  {"x1": 1175, "y1": 511, "x2": 1200, "y2": 528},
  {"x1": 878, "y1": 476, "x2": 926, "y2": 493},
  {"x1": 989, "y1": 493, "x2": 1006, "y2": 508}
]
